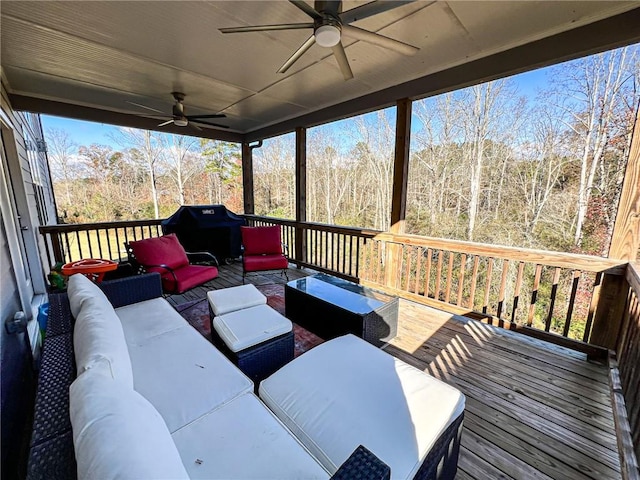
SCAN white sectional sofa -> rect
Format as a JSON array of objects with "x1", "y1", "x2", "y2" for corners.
[{"x1": 27, "y1": 273, "x2": 465, "y2": 480}]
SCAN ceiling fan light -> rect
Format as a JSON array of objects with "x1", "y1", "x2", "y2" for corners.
[
  {"x1": 174, "y1": 118, "x2": 188, "y2": 127},
  {"x1": 315, "y1": 25, "x2": 340, "y2": 47}
]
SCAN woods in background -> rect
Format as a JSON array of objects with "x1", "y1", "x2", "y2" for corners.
[{"x1": 47, "y1": 46, "x2": 639, "y2": 258}]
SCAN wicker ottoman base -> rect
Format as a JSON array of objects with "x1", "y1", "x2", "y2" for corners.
[{"x1": 211, "y1": 328, "x2": 294, "y2": 385}]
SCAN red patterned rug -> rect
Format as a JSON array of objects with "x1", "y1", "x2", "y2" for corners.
[{"x1": 176, "y1": 284, "x2": 324, "y2": 357}]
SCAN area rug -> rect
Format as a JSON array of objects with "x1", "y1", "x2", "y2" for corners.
[{"x1": 176, "y1": 284, "x2": 324, "y2": 357}]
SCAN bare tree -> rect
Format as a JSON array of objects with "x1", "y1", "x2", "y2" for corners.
[
  {"x1": 549, "y1": 47, "x2": 638, "y2": 247},
  {"x1": 46, "y1": 127, "x2": 77, "y2": 206},
  {"x1": 114, "y1": 128, "x2": 164, "y2": 219},
  {"x1": 162, "y1": 134, "x2": 199, "y2": 205}
]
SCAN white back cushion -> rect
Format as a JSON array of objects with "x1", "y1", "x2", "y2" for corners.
[
  {"x1": 67, "y1": 274, "x2": 110, "y2": 318},
  {"x1": 73, "y1": 283, "x2": 134, "y2": 388},
  {"x1": 70, "y1": 361, "x2": 189, "y2": 480}
]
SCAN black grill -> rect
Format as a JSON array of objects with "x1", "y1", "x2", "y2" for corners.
[{"x1": 161, "y1": 205, "x2": 245, "y2": 262}]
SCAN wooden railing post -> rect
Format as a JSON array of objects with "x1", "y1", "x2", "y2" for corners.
[
  {"x1": 242, "y1": 141, "x2": 261, "y2": 215},
  {"x1": 589, "y1": 272, "x2": 630, "y2": 351},
  {"x1": 384, "y1": 99, "x2": 412, "y2": 288},
  {"x1": 295, "y1": 127, "x2": 307, "y2": 267}
]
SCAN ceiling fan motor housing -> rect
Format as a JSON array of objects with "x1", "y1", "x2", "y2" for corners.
[{"x1": 314, "y1": 16, "x2": 342, "y2": 47}]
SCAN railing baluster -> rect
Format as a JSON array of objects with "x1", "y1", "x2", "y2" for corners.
[
  {"x1": 511, "y1": 261, "x2": 525, "y2": 323},
  {"x1": 563, "y1": 270, "x2": 581, "y2": 337},
  {"x1": 445, "y1": 251, "x2": 454, "y2": 303},
  {"x1": 528, "y1": 264, "x2": 543, "y2": 327},
  {"x1": 105, "y1": 228, "x2": 114, "y2": 260},
  {"x1": 75, "y1": 231, "x2": 83, "y2": 259},
  {"x1": 63, "y1": 232, "x2": 71, "y2": 263},
  {"x1": 424, "y1": 248, "x2": 432, "y2": 298},
  {"x1": 583, "y1": 272, "x2": 603, "y2": 343},
  {"x1": 96, "y1": 229, "x2": 104, "y2": 258},
  {"x1": 457, "y1": 254, "x2": 466, "y2": 306},
  {"x1": 545, "y1": 267, "x2": 562, "y2": 332},
  {"x1": 414, "y1": 247, "x2": 423, "y2": 295},
  {"x1": 86, "y1": 231, "x2": 93, "y2": 258},
  {"x1": 338, "y1": 234, "x2": 347, "y2": 273},
  {"x1": 435, "y1": 250, "x2": 443, "y2": 301},
  {"x1": 468, "y1": 255, "x2": 479, "y2": 309},
  {"x1": 354, "y1": 237, "x2": 360, "y2": 278},
  {"x1": 376, "y1": 241, "x2": 382, "y2": 284},
  {"x1": 335, "y1": 232, "x2": 339, "y2": 272},
  {"x1": 496, "y1": 259, "x2": 509, "y2": 320},
  {"x1": 482, "y1": 258, "x2": 494, "y2": 316},
  {"x1": 404, "y1": 246, "x2": 412, "y2": 292}
]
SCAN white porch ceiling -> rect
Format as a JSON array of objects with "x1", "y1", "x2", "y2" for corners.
[{"x1": 1, "y1": 1, "x2": 638, "y2": 140}]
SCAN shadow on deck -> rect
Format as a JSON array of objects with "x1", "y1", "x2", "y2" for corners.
[{"x1": 167, "y1": 262, "x2": 619, "y2": 479}]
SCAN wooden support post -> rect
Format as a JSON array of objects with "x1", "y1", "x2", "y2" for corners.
[
  {"x1": 242, "y1": 141, "x2": 260, "y2": 215},
  {"x1": 384, "y1": 99, "x2": 412, "y2": 288},
  {"x1": 609, "y1": 108, "x2": 640, "y2": 261},
  {"x1": 589, "y1": 272, "x2": 630, "y2": 351},
  {"x1": 295, "y1": 127, "x2": 307, "y2": 267}
]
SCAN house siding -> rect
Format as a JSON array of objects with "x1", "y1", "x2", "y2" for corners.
[{"x1": 1, "y1": 79, "x2": 54, "y2": 478}]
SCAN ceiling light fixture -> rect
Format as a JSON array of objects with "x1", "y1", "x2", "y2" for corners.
[
  {"x1": 174, "y1": 118, "x2": 188, "y2": 127},
  {"x1": 315, "y1": 24, "x2": 341, "y2": 47}
]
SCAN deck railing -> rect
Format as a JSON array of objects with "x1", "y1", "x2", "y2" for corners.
[
  {"x1": 244, "y1": 215, "x2": 626, "y2": 353},
  {"x1": 39, "y1": 219, "x2": 164, "y2": 266},
  {"x1": 41, "y1": 215, "x2": 627, "y2": 355},
  {"x1": 614, "y1": 262, "x2": 640, "y2": 466}
]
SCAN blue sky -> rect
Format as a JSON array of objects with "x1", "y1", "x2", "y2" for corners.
[{"x1": 41, "y1": 66, "x2": 550, "y2": 149}]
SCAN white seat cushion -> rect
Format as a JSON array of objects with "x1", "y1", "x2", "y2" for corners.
[
  {"x1": 127, "y1": 325, "x2": 253, "y2": 432},
  {"x1": 70, "y1": 360, "x2": 189, "y2": 480},
  {"x1": 172, "y1": 393, "x2": 329, "y2": 480},
  {"x1": 207, "y1": 284, "x2": 266, "y2": 316},
  {"x1": 259, "y1": 334, "x2": 466, "y2": 479},
  {"x1": 116, "y1": 297, "x2": 186, "y2": 345},
  {"x1": 213, "y1": 304, "x2": 292, "y2": 352}
]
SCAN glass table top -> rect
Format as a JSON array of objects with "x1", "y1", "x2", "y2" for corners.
[{"x1": 286, "y1": 273, "x2": 394, "y2": 315}]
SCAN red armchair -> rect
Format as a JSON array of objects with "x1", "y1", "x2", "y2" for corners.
[
  {"x1": 241, "y1": 225, "x2": 289, "y2": 283},
  {"x1": 126, "y1": 234, "x2": 218, "y2": 294}
]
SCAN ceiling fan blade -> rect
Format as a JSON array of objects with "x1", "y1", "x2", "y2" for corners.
[
  {"x1": 340, "y1": 0, "x2": 415, "y2": 24},
  {"x1": 157, "y1": 120, "x2": 174, "y2": 127},
  {"x1": 290, "y1": 0, "x2": 323, "y2": 20},
  {"x1": 186, "y1": 114, "x2": 227, "y2": 119},
  {"x1": 190, "y1": 119, "x2": 230, "y2": 129},
  {"x1": 341, "y1": 25, "x2": 418, "y2": 55},
  {"x1": 188, "y1": 122, "x2": 203, "y2": 132},
  {"x1": 277, "y1": 35, "x2": 316, "y2": 74},
  {"x1": 127, "y1": 101, "x2": 165, "y2": 114},
  {"x1": 331, "y1": 42, "x2": 353, "y2": 80},
  {"x1": 220, "y1": 23, "x2": 313, "y2": 33}
]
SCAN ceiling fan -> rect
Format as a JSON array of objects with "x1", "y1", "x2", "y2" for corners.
[
  {"x1": 127, "y1": 92, "x2": 229, "y2": 130},
  {"x1": 219, "y1": 0, "x2": 419, "y2": 80}
]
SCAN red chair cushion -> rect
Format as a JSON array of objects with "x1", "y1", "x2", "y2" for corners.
[
  {"x1": 129, "y1": 234, "x2": 189, "y2": 270},
  {"x1": 241, "y1": 226, "x2": 283, "y2": 255},
  {"x1": 243, "y1": 254, "x2": 288, "y2": 272},
  {"x1": 161, "y1": 265, "x2": 219, "y2": 294}
]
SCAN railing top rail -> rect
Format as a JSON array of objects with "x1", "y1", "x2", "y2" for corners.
[
  {"x1": 242, "y1": 214, "x2": 382, "y2": 237},
  {"x1": 626, "y1": 261, "x2": 640, "y2": 294},
  {"x1": 375, "y1": 232, "x2": 627, "y2": 274},
  {"x1": 39, "y1": 218, "x2": 165, "y2": 234}
]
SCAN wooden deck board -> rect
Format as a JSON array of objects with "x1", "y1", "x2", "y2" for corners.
[{"x1": 165, "y1": 263, "x2": 620, "y2": 479}]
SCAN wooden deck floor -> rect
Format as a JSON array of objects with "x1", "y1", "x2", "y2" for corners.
[{"x1": 167, "y1": 263, "x2": 620, "y2": 480}]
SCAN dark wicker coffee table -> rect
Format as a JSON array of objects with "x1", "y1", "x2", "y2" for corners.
[{"x1": 285, "y1": 274, "x2": 398, "y2": 346}]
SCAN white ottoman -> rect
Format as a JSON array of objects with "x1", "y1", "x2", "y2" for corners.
[
  {"x1": 207, "y1": 284, "x2": 266, "y2": 317},
  {"x1": 211, "y1": 304, "x2": 294, "y2": 384},
  {"x1": 259, "y1": 334, "x2": 466, "y2": 480}
]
